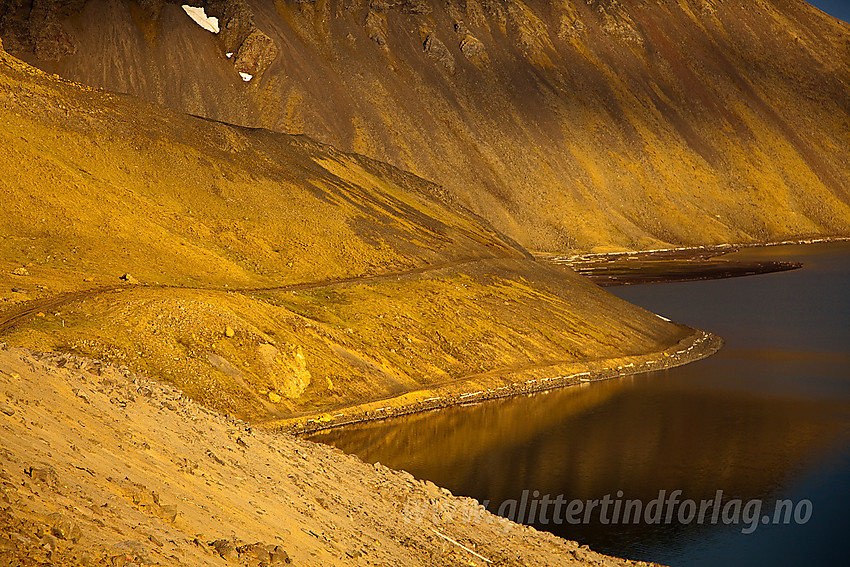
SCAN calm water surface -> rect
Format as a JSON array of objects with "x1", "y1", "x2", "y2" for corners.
[{"x1": 311, "y1": 242, "x2": 850, "y2": 566}]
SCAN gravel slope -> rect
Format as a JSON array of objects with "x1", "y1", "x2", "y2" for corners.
[{"x1": 0, "y1": 344, "x2": 658, "y2": 567}]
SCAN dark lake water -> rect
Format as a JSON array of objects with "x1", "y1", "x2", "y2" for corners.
[{"x1": 310, "y1": 242, "x2": 850, "y2": 566}]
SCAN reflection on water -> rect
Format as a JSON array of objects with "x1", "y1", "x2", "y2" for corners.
[{"x1": 311, "y1": 242, "x2": 850, "y2": 566}]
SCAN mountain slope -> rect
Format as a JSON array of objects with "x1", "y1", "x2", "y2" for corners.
[
  {"x1": 0, "y1": 42, "x2": 708, "y2": 421},
  {"x1": 4, "y1": 0, "x2": 849, "y2": 251},
  {"x1": 0, "y1": 36, "x2": 526, "y2": 291}
]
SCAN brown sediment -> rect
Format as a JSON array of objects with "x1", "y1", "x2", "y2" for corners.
[
  {"x1": 540, "y1": 237, "x2": 850, "y2": 286},
  {"x1": 266, "y1": 329, "x2": 723, "y2": 436},
  {"x1": 573, "y1": 258, "x2": 800, "y2": 286}
]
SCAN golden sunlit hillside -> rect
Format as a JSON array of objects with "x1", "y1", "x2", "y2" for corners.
[
  {"x1": 0, "y1": 42, "x2": 704, "y2": 422},
  {"x1": 6, "y1": 0, "x2": 849, "y2": 252}
]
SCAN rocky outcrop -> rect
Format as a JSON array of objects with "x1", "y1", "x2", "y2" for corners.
[
  {"x1": 195, "y1": 0, "x2": 253, "y2": 50},
  {"x1": 507, "y1": 0, "x2": 557, "y2": 62},
  {"x1": 231, "y1": 27, "x2": 277, "y2": 78},
  {"x1": 174, "y1": 0, "x2": 279, "y2": 81},
  {"x1": 258, "y1": 343, "x2": 312, "y2": 400},
  {"x1": 370, "y1": 0, "x2": 432, "y2": 15},
  {"x1": 455, "y1": 21, "x2": 487, "y2": 64},
  {"x1": 0, "y1": 0, "x2": 84, "y2": 59},
  {"x1": 0, "y1": 0, "x2": 278, "y2": 78},
  {"x1": 558, "y1": 16, "x2": 586, "y2": 40},
  {"x1": 423, "y1": 33, "x2": 455, "y2": 73},
  {"x1": 589, "y1": 0, "x2": 643, "y2": 44},
  {"x1": 365, "y1": 9, "x2": 387, "y2": 45}
]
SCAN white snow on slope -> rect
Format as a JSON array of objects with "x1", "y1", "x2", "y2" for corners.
[{"x1": 182, "y1": 5, "x2": 219, "y2": 33}]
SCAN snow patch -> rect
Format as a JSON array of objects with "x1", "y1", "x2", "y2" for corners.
[
  {"x1": 239, "y1": 72, "x2": 254, "y2": 82},
  {"x1": 182, "y1": 5, "x2": 219, "y2": 34}
]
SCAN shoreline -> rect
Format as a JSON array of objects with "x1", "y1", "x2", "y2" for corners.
[
  {"x1": 536, "y1": 235, "x2": 850, "y2": 263},
  {"x1": 569, "y1": 258, "x2": 801, "y2": 287},
  {"x1": 272, "y1": 237, "x2": 838, "y2": 435},
  {"x1": 535, "y1": 237, "x2": 850, "y2": 287},
  {"x1": 8, "y1": 238, "x2": 840, "y2": 438},
  {"x1": 265, "y1": 329, "x2": 724, "y2": 436}
]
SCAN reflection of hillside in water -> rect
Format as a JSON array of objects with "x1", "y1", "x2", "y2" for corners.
[
  {"x1": 312, "y1": 375, "x2": 626, "y2": 481},
  {"x1": 313, "y1": 359, "x2": 850, "y2": 507}
]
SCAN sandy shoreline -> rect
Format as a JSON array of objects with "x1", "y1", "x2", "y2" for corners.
[{"x1": 268, "y1": 329, "x2": 723, "y2": 436}]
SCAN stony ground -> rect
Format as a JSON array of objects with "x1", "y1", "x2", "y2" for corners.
[{"x1": 0, "y1": 344, "x2": 659, "y2": 567}]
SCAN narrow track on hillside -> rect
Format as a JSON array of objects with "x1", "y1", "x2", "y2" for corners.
[
  {"x1": 0, "y1": 256, "x2": 505, "y2": 336},
  {"x1": 231, "y1": 255, "x2": 503, "y2": 294},
  {"x1": 0, "y1": 286, "x2": 129, "y2": 335}
]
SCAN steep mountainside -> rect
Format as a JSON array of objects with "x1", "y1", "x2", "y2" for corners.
[
  {"x1": 0, "y1": 43, "x2": 704, "y2": 422},
  {"x1": 3, "y1": 0, "x2": 849, "y2": 252}
]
